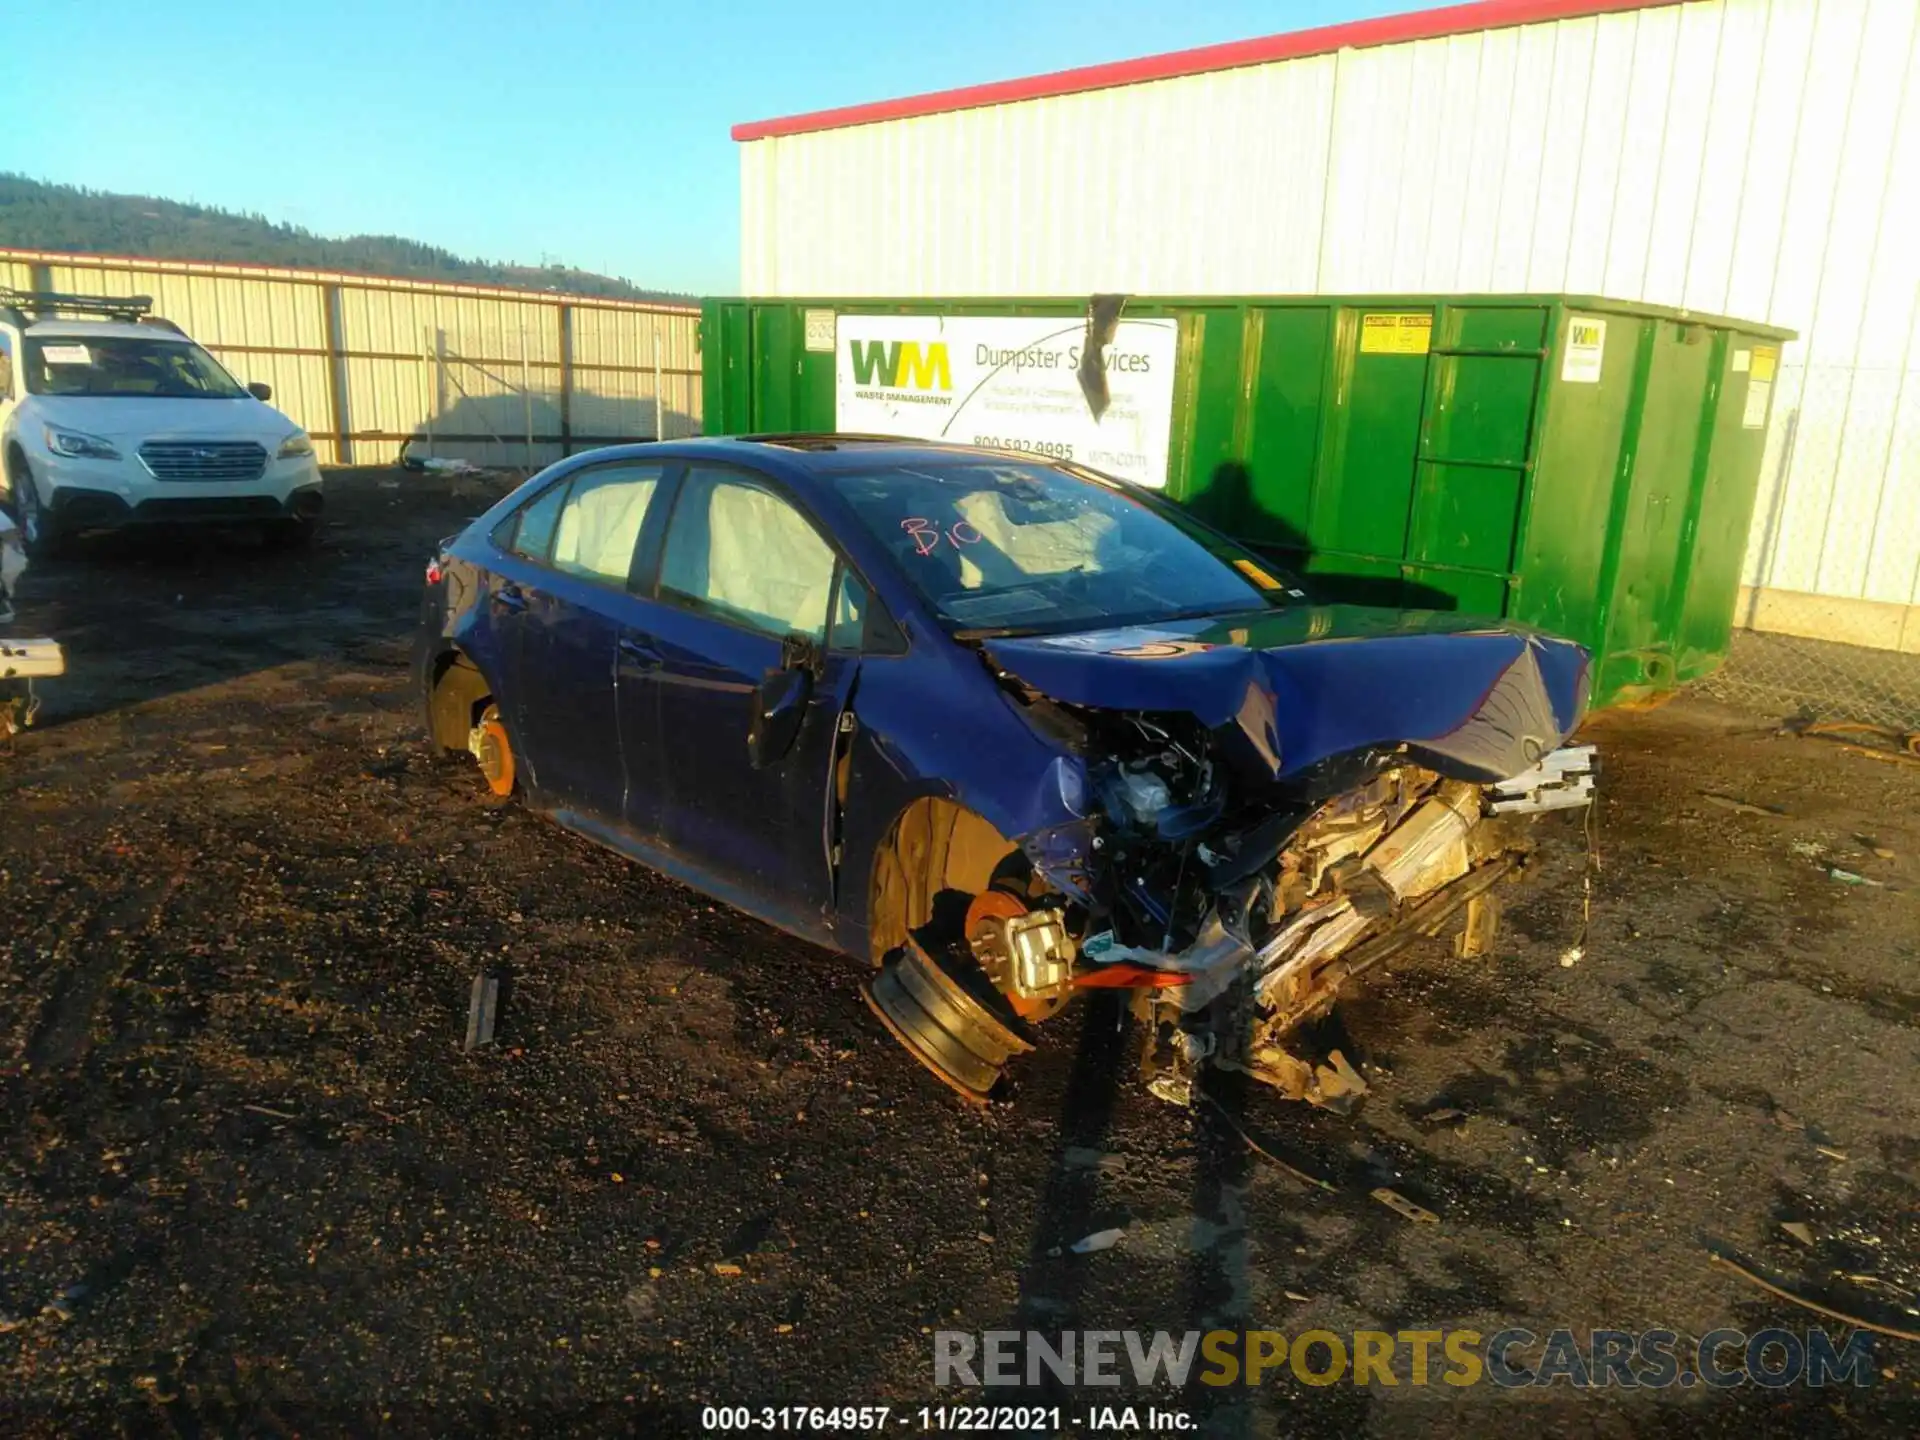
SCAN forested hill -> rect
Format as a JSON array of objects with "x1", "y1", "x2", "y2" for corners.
[{"x1": 0, "y1": 174, "x2": 688, "y2": 303}]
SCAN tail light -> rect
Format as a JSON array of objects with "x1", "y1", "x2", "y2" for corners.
[{"x1": 425, "y1": 557, "x2": 445, "y2": 585}]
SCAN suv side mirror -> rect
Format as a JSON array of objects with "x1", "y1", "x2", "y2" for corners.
[{"x1": 247, "y1": 381, "x2": 272, "y2": 402}]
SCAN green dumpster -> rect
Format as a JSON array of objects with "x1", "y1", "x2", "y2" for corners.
[{"x1": 701, "y1": 294, "x2": 1794, "y2": 710}]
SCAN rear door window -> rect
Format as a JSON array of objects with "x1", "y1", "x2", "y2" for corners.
[
  {"x1": 500, "y1": 481, "x2": 568, "y2": 563},
  {"x1": 550, "y1": 463, "x2": 664, "y2": 585},
  {"x1": 493, "y1": 461, "x2": 666, "y2": 581}
]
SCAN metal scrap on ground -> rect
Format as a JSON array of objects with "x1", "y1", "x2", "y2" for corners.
[{"x1": 464, "y1": 973, "x2": 500, "y2": 1050}]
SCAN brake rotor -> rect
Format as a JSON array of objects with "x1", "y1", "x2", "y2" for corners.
[
  {"x1": 864, "y1": 937, "x2": 1034, "y2": 1105},
  {"x1": 964, "y1": 888, "x2": 1028, "y2": 936},
  {"x1": 475, "y1": 716, "x2": 515, "y2": 797}
]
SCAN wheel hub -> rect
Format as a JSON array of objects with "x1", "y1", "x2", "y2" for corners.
[{"x1": 469, "y1": 716, "x2": 515, "y2": 796}]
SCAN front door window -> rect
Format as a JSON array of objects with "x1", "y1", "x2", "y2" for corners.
[{"x1": 659, "y1": 467, "x2": 837, "y2": 642}]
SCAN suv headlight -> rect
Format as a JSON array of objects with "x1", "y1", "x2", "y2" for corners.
[
  {"x1": 44, "y1": 425, "x2": 121, "y2": 461},
  {"x1": 277, "y1": 432, "x2": 315, "y2": 460}
]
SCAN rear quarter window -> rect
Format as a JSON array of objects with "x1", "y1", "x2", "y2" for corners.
[{"x1": 494, "y1": 480, "x2": 569, "y2": 563}]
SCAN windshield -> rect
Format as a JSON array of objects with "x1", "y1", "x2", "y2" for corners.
[
  {"x1": 830, "y1": 458, "x2": 1293, "y2": 636},
  {"x1": 24, "y1": 335, "x2": 248, "y2": 400}
]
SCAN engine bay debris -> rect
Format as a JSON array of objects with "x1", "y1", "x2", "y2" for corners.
[
  {"x1": 862, "y1": 612, "x2": 1595, "y2": 1109},
  {"x1": 871, "y1": 711, "x2": 1593, "y2": 1109}
]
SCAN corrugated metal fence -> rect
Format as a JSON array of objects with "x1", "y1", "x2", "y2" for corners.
[{"x1": 0, "y1": 248, "x2": 702, "y2": 468}]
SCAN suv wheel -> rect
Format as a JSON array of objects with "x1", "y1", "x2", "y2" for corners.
[{"x1": 9, "y1": 455, "x2": 67, "y2": 561}]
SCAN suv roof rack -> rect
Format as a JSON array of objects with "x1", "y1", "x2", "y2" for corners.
[{"x1": 0, "y1": 288, "x2": 156, "y2": 325}]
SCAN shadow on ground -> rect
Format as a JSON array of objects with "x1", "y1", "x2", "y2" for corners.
[{"x1": 2, "y1": 474, "x2": 1918, "y2": 1435}]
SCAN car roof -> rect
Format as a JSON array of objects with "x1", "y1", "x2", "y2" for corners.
[
  {"x1": 24, "y1": 320, "x2": 190, "y2": 341},
  {"x1": 617, "y1": 434, "x2": 1066, "y2": 482}
]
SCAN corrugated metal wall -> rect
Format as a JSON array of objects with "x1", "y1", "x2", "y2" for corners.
[
  {"x1": 1, "y1": 249, "x2": 701, "y2": 469},
  {"x1": 739, "y1": 0, "x2": 1920, "y2": 644}
]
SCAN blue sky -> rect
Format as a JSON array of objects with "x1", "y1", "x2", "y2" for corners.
[{"x1": 4, "y1": 1, "x2": 1404, "y2": 295}]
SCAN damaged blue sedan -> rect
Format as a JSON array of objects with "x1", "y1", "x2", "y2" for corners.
[{"x1": 416, "y1": 437, "x2": 1594, "y2": 1107}]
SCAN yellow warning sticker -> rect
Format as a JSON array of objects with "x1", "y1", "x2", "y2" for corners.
[
  {"x1": 1233, "y1": 557, "x2": 1283, "y2": 590},
  {"x1": 1360, "y1": 312, "x2": 1433, "y2": 356},
  {"x1": 1750, "y1": 346, "x2": 1779, "y2": 382}
]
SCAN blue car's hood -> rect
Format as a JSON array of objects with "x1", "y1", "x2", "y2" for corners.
[{"x1": 981, "y1": 605, "x2": 1591, "y2": 784}]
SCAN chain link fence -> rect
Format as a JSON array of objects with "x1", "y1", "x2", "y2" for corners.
[
  {"x1": 1695, "y1": 631, "x2": 1920, "y2": 731},
  {"x1": 1691, "y1": 360, "x2": 1920, "y2": 733}
]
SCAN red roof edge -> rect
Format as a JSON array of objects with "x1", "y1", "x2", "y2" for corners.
[{"x1": 733, "y1": 0, "x2": 1673, "y2": 141}]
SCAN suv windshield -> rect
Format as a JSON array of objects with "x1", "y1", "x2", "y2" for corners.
[
  {"x1": 24, "y1": 335, "x2": 248, "y2": 400},
  {"x1": 830, "y1": 458, "x2": 1291, "y2": 636}
]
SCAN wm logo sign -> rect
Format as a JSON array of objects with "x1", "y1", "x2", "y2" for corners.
[{"x1": 849, "y1": 339, "x2": 952, "y2": 390}]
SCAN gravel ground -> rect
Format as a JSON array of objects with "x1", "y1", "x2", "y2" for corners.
[{"x1": 2, "y1": 467, "x2": 1918, "y2": 1437}]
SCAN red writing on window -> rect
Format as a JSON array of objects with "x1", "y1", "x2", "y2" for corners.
[
  {"x1": 901, "y1": 517, "x2": 941, "y2": 556},
  {"x1": 900, "y1": 517, "x2": 984, "y2": 556}
]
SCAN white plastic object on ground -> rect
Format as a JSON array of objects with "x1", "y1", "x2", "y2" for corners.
[{"x1": 0, "y1": 638, "x2": 64, "y2": 678}]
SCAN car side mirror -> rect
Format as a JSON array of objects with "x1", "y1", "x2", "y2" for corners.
[
  {"x1": 747, "y1": 635, "x2": 820, "y2": 769},
  {"x1": 247, "y1": 381, "x2": 272, "y2": 402}
]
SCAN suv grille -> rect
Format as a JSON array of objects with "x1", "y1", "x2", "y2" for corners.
[{"x1": 138, "y1": 440, "x2": 269, "y2": 484}]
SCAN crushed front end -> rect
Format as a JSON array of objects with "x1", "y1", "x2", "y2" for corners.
[
  {"x1": 1104, "y1": 741, "x2": 1594, "y2": 1111},
  {"x1": 865, "y1": 610, "x2": 1595, "y2": 1109}
]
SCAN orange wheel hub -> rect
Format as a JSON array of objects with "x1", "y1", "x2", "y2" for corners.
[{"x1": 477, "y1": 718, "x2": 515, "y2": 796}]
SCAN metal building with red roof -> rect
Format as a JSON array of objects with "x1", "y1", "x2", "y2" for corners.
[{"x1": 731, "y1": 0, "x2": 1920, "y2": 652}]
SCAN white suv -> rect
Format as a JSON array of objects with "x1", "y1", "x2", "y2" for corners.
[{"x1": 0, "y1": 291, "x2": 323, "y2": 558}]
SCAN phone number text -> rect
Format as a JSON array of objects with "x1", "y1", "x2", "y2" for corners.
[{"x1": 972, "y1": 435, "x2": 1075, "y2": 460}]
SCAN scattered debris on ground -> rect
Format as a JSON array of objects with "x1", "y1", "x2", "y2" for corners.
[{"x1": 1, "y1": 470, "x2": 1918, "y2": 1433}]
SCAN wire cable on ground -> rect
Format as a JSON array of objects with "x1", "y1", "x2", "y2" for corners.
[
  {"x1": 1801, "y1": 721, "x2": 1920, "y2": 768},
  {"x1": 1708, "y1": 1251, "x2": 1920, "y2": 1343}
]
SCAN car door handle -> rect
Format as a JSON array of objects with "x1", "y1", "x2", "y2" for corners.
[
  {"x1": 617, "y1": 635, "x2": 662, "y2": 670},
  {"x1": 494, "y1": 583, "x2": 526, "y2": 613}
]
